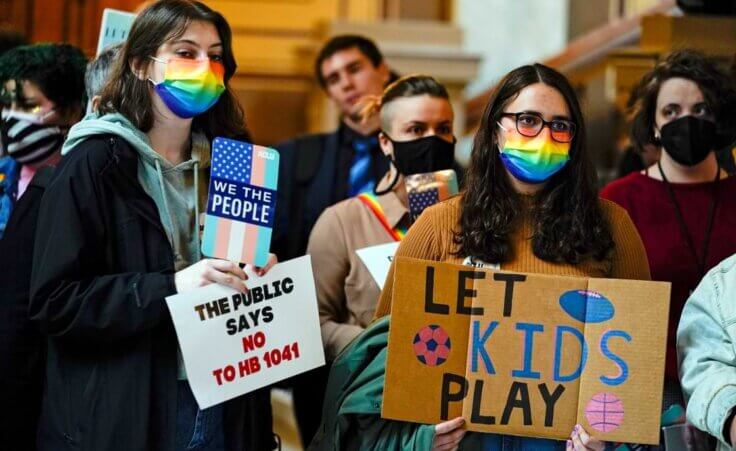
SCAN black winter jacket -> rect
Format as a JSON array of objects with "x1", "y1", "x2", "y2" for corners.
[{"x1": 29, "y1": 135, "x2": 275, "y2": 451}]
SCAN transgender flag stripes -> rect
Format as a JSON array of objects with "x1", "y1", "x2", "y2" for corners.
[{"x1": 202, "y1": 137, "x2": 279, "y2": 267}]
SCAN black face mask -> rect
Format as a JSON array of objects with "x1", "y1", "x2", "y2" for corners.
[
  {"x1": 659, "y1": 116, "x2": 717, "y2": 167},
  {"x1": 375, "y1": 134, "x2": 455, "y2": 195}
]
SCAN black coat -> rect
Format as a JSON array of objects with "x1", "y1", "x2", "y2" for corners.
[
  {"x1": 0, "y1": 166, "x2": 53, "y2": 451},
  {"x1": 29, "y1": 135, "x2": 275, "y2": 451}
]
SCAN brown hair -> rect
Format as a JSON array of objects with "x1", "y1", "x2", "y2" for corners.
[
  {"x1": 630, "y1": 49, "x2": 736, "y2": 149},
  {"x1": 454, "y1": 63, "x2": 613, "y2": 265},
  {"x1": 360, "y1": 74, "x2": 449, "y2": 131},
  {"x1": 97, "y1": 0, "x2": 248, "y2": 139}
]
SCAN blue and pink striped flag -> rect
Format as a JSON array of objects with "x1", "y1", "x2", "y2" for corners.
[{"x1": 202, "y1": 137, "x2": 279, "y2": 267}]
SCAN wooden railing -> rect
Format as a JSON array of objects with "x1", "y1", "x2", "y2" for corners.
[{"x1": 464, "y1": 0, "x2": 676, "y2": 131}]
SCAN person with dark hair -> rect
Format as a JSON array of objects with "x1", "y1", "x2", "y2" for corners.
[
  {"x1": 0, "y1": 42, "x2": 87, "y2": 451},
  {"x1": 272, "y1": 33, "x2": 394, "y2": 445},
  {"x1": 0, "y1": 43, "x2": 87, "y2": 197},
  {"x1": 360, "y1": 63, "x2": 650, "y2": 450},
  {"x1": 28, "y1": 1, "x2": 277, "y2": 450},
  {"x1": 308, "y1": 74, "x2": 455, "y2": 361},
  {"x1": 601, "y1": 50, "x2": 736, "y2": 413}
]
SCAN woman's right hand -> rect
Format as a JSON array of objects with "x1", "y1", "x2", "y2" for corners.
[
  {"x1": 174, "y1": 258, "x2": 248, "y2": 293},
  {"x1": 432, "y1": 417, "x2": 466, "y2": 451}
]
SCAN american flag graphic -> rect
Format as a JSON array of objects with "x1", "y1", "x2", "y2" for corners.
[
  {"x1": 201, "y1": 137, "x2": 279, "y2": 267},
  {"x1": 406, "y1": 169, "x2": 458, "y2": 222}
]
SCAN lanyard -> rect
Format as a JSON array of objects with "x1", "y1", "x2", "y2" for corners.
[
  {"x1": 657, "y1": 161, "x2": 720, "y2": 279},
  {"x1": 357, "y1": 192, "x2": 407, "y2": 242}
]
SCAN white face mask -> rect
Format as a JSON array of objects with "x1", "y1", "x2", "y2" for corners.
[{"x1": 1, "y1": 108, "x2": 55, "y2": 125}]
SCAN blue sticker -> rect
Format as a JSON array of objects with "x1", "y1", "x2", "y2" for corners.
[{"x1": 559, "y1": 290, "x2": 615, "y2": 323}]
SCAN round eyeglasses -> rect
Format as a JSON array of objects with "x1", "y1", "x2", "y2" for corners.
[{"x1": 500, "y1": 112, "x2": 576, "y2": 143}]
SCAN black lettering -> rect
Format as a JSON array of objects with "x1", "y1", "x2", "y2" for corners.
[
  {"x1": 493, "y1": 273, "x2": 527, "y2": 317},
  {"x1": 252, "y1": 287, "x2": 264, "y2": 303},
  {"x1": 264, "y1": 284, "x2": 274, "y2": 300},
  {"x1": 261, "y1": 305, "x2": 274, "y2": 323},
  {"x1": 425, "y1": 267, "x2": 449, "y2": 314},
  {"x1": 248, "y1": 309, "x2": 261, "y2": 327},
  {"x1": 231, "y1": 293, "x2": 243, "y2": 310},
  {"x1": 440, "y1": 373, "x2": 468, "y2": 420},
  {"x1": 205, "y1": 299, "x2": 221, "y2": 318},
  {"x1": 218, "y1": 296, "x2": 230, "y2": 314},
  {"x1": 272, "y1": 280, "x2": 283, "y2": 297},
  {"x1": 194, "y1": 304, "x2": 206, "y2": 321},
  {"x1": 238, "y1": 314, "x2": 250, "y2": 331},
  {"x1": 457, "y1": 270, "x2": 485, "y2": 315},
  {"x1": 225, "y1": 318, "x2": 237, "y2": 335},
  {"x1": 471, "y1": 380, "x2": 495, "y2": 424},
  {"x1": 538, "y1": 383, "x2": 565, "y2": 427},
  {"x1": 282, "y1": 277, "x2": 294, "y2": 294},
  {"x1": 500, "y1": 382, "x2": 532, "y2": 426}
]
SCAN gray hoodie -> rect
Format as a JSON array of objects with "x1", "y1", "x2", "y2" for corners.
[
  {"x1": 63, "y1": 112, "x2": 210, "y2": 272},
  {"x1": 63, "y1": 113, "x2": 210, "y2": 380}
]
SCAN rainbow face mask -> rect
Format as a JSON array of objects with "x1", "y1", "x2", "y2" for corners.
[
  {"x1": 498, "y1": 124, "x2": 570, "y2": 184},
  {"x1": 149, "y1": 57, "x2": 225, "y2": 118}
]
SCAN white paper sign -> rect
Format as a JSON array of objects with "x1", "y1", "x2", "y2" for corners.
[
  {"x1": 355, "y1": 242, "x2": 400, "y2": 289},
  {"x1": 166, "y1": 255, "x2": 325, "y2": 409},
  {"x1": 96, "y1": 9, "x2": 136, "y2": 56}
]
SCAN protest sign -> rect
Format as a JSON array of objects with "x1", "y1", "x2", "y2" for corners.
[
  {"x1": 356, "y1": 242, "x2": 399, "y2": 289},
  {"x1": 202, "y1": 138, "x2": 279, "y2": 267},
  {"x1": 383, "y1": 258, "x2": 670, "y2": 444},
  {"x1": 406, "y1": 169, "x2": 458, "y2": 222},
  {"x1": 96, "y1": 9, "x2": 136, "y2": 56},
  {"x1": 166, "y1": 256, "x2": 324, "y2": 409}
]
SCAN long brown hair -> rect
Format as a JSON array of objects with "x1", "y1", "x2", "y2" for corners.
[
  {"x1": 454, "y1": 64, "x2": 613, "y2": 265},
  {"x1": 97, "y1": 0, "x2": 248, "y2": 139}
]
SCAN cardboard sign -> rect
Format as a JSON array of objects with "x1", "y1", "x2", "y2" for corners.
[
  {"x1": 166, "y1": 256, "x2": 325, "y2": 409},
  {"x1": 202, "y1": 138, "x2": 279, "y2": 267},
  {"x1": 356, "y1": 242, "x2": 400, "y2": 289},
  {"x1": 406, "y1": 170, "x2": 459, "y2": 222},
  {"x1": 383, "y1": 258, "x2": 670, "y2": 445},
  {"x1": 96, "y1": 9, "x2": 136, "y2": 56}
]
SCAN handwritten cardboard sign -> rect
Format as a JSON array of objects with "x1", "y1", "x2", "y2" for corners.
[
  {"x1": 383, "y1": 258, "x2": 670, "y2": 444},
  {"x1": 166, "y1": 256, "x2": 325, "y2": 409},
  {"x1": 96, "y1": 9, "x2": 136, "y2": 56},
  {"x1": 202, "y1": 138, "x2": 279, "y2": 267}
]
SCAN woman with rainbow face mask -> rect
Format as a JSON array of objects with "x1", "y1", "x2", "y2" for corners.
[
  {"x1": 28, "y1": 1, "x2": 276, "y2": 450},
  {"x1": 366, "y1": 64, "x2": 651, "y2": 451}
]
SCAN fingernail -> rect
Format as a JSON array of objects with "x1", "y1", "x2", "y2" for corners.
[
  {"x1": 574, "y1": 424, "x2": 580, "y2": 432},
  {"x1": 566, "y1": 439, "x2": 572, "y2": 450}
]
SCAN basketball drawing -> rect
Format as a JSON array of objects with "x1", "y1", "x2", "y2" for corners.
[
  {"x1": 413, "y1": 325, "x2": 451, "y2": 367},
  {"x1": 584, "y1": 392, "x2": 625, "y2": 432}
]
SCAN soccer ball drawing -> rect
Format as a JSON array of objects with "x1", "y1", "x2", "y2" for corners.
[{"x1": 413, "y1": 324, "x2": 451, "y2": 367}]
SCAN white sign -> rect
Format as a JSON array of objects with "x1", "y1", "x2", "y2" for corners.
[
  {"x1": 356, "y1": 242, "x2": 400, "y2": 289},
  {"x1": 166, "y1": 255, "x2": 325, "y2": 409},
  {"x1": 96, "y1": 9, "x2": 136, "y2": 56}
]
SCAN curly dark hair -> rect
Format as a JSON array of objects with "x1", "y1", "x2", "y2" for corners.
[
  {"x1": 631, "y1": 49, "x2": 736, "y2": 149},
  {"x1": 0, "y1": 43, "x2": 87, "y2": 116},
  {"x1": 98, "y1": 0, "x2": 248, "y2": 139},
  {"x1": 454, "y1": 63, "x2": 614, "y2": 265}
]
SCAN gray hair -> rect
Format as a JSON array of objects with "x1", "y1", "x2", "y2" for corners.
[{"x1": 85, "y1": 43, "x2": 122, "y2": 100}]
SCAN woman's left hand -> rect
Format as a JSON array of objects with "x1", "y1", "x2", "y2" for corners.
[
  {"x1": 250, "y1": 253, "x2": 278, "y2": 277},
  {"x1": 568, "y1": 424, "x2": 605, "y2": 451}
]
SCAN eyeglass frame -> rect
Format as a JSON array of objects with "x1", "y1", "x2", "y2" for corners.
[{"x1": 499, "y1": 111, "x2": 577, "y2": 143}]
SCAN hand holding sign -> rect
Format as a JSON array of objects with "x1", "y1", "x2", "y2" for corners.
[
  {"x1": 175, "y1": 258, "x2": 249, "y2": 293},
  {"x1": 166, "y1": 256, "x2": 324, "y2": 409}
]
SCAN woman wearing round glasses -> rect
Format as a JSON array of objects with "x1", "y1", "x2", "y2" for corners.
[{"x1": 367, "y1": 63, "x2": 650, "y2": 450}]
